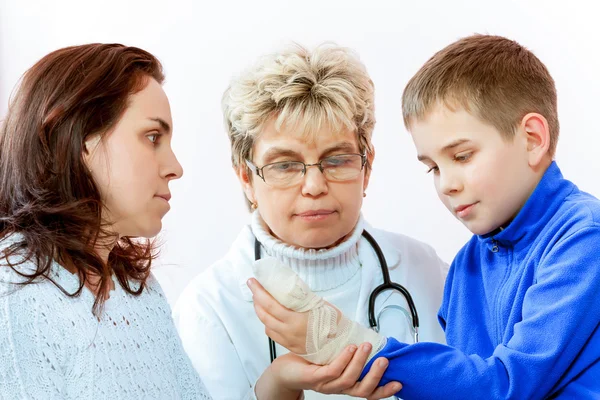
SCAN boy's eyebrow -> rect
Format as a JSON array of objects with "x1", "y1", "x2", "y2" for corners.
[
  {"x1": 441, "y1": 139, "x2": 471, "y2": 152},
  {"x1": 417, "y1": 139, "x2": 472, "y2": 162}
]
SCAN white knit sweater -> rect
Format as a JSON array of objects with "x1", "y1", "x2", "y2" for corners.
[{"x1": 0, "y1": 235, "x2": 211, "y2": 400}]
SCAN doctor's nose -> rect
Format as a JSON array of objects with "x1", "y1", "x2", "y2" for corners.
[{"x1": 301, "y1": 166, "x2": 329, "y2": 197}]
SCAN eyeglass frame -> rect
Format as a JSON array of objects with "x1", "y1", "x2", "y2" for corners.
[{"x1": 244, "y1": 153, "x2": 367, "y2": 186}]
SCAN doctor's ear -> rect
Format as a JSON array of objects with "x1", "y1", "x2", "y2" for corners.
[
  {"x1": 236, "y1": 164, "x2": 257, "y2": 206},
  {"x1": 363, "y1": 146, "x2": 376, "y2": 191}
]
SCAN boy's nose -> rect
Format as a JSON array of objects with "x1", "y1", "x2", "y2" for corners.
[{"x1": 439, "y1": 170, "x2": 462, "y2": 195}]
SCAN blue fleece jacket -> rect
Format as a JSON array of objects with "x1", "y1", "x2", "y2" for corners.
[{"x1": 360, "y1": 162, "x2": 600, "y2": 399}]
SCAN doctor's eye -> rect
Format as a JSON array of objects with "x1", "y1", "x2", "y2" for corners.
[{"x1": 270, "y1": 162, "x2": 303, "y2": 172}]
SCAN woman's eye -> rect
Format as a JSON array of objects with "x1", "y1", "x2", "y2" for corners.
[{"x1": 147, "y1": 133, "x2": 160, "y2": 144}]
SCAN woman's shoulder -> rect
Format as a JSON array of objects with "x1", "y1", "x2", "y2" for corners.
[
  {"x1": 1, "y1": 235, "x2": 90, "y2": 322},
  {"x1": 0, "y1": 234, "x2": 34, "y2": 281},
  {"x1": 1, "y1": 260, "x2": 80, "y2": 301},
  {"x1": 0, "y1": 247, "x2": 44, "y2": 296},
  {"x1": 0, "y1": 268, "x2": 89, "y2": 345}
]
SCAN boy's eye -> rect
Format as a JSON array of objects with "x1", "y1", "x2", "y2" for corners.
[{"x1": 454, "y1": 152, "x2": 472, "y2": 162}]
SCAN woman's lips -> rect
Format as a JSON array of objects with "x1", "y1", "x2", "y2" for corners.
[{"x1": 155, "y1": 193, "x2": 171, "y2": 202}]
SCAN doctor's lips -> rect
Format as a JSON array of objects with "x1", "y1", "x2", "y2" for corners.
[
  {"x1": 295, "y1": 209, "x2": 335, "y2": 219},
  {"x1": 155, "y1": 193, "x2": 171, "y2": 202},
  {"x1": 454, "y1": 202, "x2": 477, "y2": 218}
]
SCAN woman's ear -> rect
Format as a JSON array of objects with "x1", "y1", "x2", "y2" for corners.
[
  {"x1": 82, "y1": 134, "x2": 102, "y2": 164},
  {"x1": 236, "y1": 165, "x2": 256, "y2": 205},
  {"x1": 363, "y1": 146, "x2": 376, "y2": 192},
  {"x1": 520, "y1": 113, "x2": 551, "y2": 168}
]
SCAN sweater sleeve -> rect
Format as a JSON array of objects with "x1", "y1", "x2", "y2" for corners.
[
  {"x1": 0, "y1": 279, "x2": 67, "y2": 399},
  {"x1": 359, "y1": 226, "x2": 600, "y2": 399},
  {"x1": 173, "y1": 287, "x2": 257, "y2": 400}
]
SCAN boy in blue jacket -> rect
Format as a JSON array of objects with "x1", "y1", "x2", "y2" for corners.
[{"x1": 248, "y1": 34, "x2": 600, "y2": 399}]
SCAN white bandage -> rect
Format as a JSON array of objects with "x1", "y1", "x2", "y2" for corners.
[{"x1": 253, "y1": 257, "x2": 386, "y2": 365}]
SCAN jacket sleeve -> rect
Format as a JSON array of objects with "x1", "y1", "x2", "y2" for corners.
[{"x1": 360, "y1": 226, "x2": 600, "y2": 399}]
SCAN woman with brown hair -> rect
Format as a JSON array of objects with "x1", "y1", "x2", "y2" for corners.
[{"x1": 0, "y1": 43, "x2": 211, "y2": 399}]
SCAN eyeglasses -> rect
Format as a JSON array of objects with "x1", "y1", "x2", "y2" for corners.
[{"x1": 245, "y1": 153, "x2": 367, "y2": 188}]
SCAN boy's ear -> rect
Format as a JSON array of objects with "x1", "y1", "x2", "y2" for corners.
[
  {"x1": 521, "y1": 113, "x2": 551, "y2": 168},
  {"x1": 236, "y1": 165, "x2": 256, "y2": 205}
]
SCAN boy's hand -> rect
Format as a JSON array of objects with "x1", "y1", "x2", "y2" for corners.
[{"x1": 248, "y1": 277, "x2": 312, "y2": 354}]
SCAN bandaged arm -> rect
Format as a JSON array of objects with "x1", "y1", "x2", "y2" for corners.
[{"x1": 253, "y1": 257, "x2": 386, "y2": 365}]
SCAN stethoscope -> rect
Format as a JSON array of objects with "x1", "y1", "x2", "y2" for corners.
[{"x1": 254, "y1": 229, "x2": 420, "y2": 363}]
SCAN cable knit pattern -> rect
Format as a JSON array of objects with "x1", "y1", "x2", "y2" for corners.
[
  {"x1": 0, "y1": 235, "x2": 211, "y2": 400},
  {"x1": 251, "y1": 211, "x2": 364, "y2": 292}
]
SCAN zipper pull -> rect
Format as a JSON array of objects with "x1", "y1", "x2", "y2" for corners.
[{"x1": 491, "y1": 238, "x2": 499, "y2": 253}]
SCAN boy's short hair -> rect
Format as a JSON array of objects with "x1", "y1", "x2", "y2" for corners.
[
  {"x1": 222, "y1": 42, "x2": 375, "y2": 169},
  {"x1": 402, "y1": 34, "x2": 559, "y2": 155}
]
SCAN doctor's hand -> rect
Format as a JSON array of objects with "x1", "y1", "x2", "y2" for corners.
[
  {"x1": 256, "y1": 345, "x2": 402, "y2": 400},
  {"x1": 247, "y1": 277, "x2": 314, "y2": 354}
]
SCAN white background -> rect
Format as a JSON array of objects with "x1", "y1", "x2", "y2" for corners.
[{"x1": 1, "y1": 0, "x2": 599, "y2": 305}]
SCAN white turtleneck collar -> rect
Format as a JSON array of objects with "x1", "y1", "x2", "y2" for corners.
[{"x1": 250, "y1": 211, "x2": 364, "y2": 292}]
